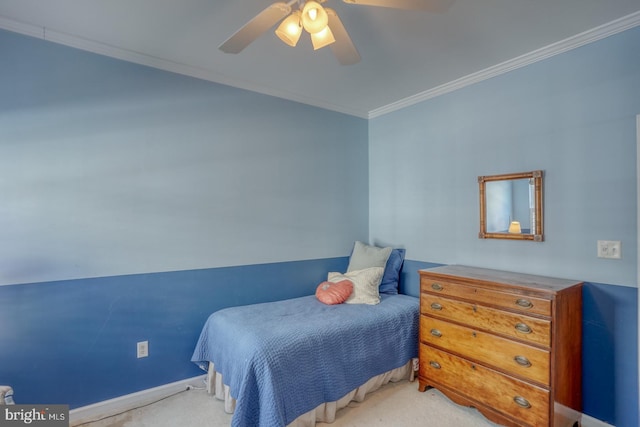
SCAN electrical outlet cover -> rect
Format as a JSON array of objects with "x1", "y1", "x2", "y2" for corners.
[{"x1": 137, "y1": 341, "x2": 149, "y2": 358}]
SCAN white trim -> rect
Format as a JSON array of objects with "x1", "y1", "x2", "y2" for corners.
[
  {"x1": 67, "y1": 374, "x2": 614, "y2": 426},
  {"x1": 368, "y1": 11, "x2": 640, "y2": 118},
  {"x1": 637, "y1": 113, "x2": 640, "y2": 426},
  {"x1": 68, "y1": 375, "x2": 206, "y2": 426},
  {"x1": 0, "y1": 15, "x2": 43, "y2": 39},
  {"x1": 0, "y1": 15, "x2": 367, "y2": 119},
  {"x1": 582, "y1": 413, "x2": 615, "y2": 427},
  {"x1": 1, "y1": 11, "x2": 640, "y2": 120},
  {"x1": 65, "y1": 377, "x2": 617, "y2": 427}
]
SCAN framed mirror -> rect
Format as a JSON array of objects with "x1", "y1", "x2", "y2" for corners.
[{"x1": 478, "y1": 170, "x2": 543, "y2": 241}]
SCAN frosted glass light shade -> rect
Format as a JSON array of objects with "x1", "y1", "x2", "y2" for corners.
[
  {"x1": 302, "y1": 1, "x2": 328, "y2": 34},
  {"x1": 310, "y1": 25, "x2": 335, "y2": 50},
  {"x1": 275, "y1": 11, "x2": 302, "y2": 46}
]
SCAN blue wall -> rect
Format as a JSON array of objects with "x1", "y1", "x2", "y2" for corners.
[
  {"x1": 1, "y1": 21, "x2": 639, "y2": 427},
  {"x1": 0, "y1": 28, "x2": 369, "y2": 286},
  {"x1": 0, "y1": 26, "x2": 367, "y2": 409},
  {"x1": 371, "y1": 26, "x2": 640, "y2": 427},
  {"x1": 369, "y1": 27, "x2": 640, "y2": 287},
  {"x1": 0, "y1": 258, "x2": 348, "y2": 408}
]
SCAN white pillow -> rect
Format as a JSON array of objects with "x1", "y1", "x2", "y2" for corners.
[{"x1": 328, "y1": 267, "x2": 384, "y2": 305}]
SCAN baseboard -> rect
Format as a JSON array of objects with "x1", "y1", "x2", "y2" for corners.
[
  {"x1": 68, "y1": 376, "x2": 615, "y2": 427},
  {"x1": 68, "y1": 375, "x2": 206, "y2": 426},
  {"x1": 582, "y1": 413, "x2": 615, "y2": 427}
]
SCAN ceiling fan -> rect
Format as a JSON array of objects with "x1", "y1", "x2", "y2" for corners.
[{"x1": 219, "y1": 0, "x2": 454, "y2": 65}]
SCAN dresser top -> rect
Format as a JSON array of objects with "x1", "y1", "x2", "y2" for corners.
[{"x1": 419, "y1": 265, "x2": 582, "y2": 293}]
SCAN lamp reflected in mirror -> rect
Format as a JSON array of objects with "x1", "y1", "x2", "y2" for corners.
[
  {"x1": 478, "y1": 170, "x2": 543, "y2": 241},
  {"x1": 508, "y1": 221, "x2": 521, "y2": 234}
]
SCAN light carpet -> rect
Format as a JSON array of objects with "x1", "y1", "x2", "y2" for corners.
[{"x1": 74, "y1": 379, "x2": 501, "y2": 427}]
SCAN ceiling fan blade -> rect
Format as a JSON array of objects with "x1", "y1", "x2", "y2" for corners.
[
  {"x1": 342, "y1": 0, "x2": 454, "y2": 12},
  {"x1": 326, "y1": 8, "x2": 361, "y2": 66},
  {"x1": 219, "y1": 2, "x2": 292, "y2": 54}
]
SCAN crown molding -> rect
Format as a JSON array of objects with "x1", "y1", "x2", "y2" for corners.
[
  {"x1": 0, "y1": 15, "x2": 369, "y2": 119},
  {"x1": 368, "y1": 10, "x2": 640, "y2": 119},
  {"x1": 1, "y1": 11, "x2": 638, "y2": 121}
]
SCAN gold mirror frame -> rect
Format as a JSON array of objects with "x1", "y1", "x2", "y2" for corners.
[{"x1": 478, "y1": 170, "x2": 544, "y2": 242}]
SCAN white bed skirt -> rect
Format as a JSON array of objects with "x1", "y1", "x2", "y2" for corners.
[{"x1": 205, "y1": 358, "x2": 418, "y2": 426}]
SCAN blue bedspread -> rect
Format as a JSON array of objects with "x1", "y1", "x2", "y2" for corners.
[{"x1": 191, "y1": 294, "x2": 419, "y2": 427}]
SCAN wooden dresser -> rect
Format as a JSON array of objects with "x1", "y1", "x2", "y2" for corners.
[{"x1": 418, "y1": 265, "x2": 583, "y2": 427}]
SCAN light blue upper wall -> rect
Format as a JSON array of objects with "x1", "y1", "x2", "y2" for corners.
[
  {"x1": 370, "y1": 27, "x2": 640, "y2": 426},
  {"x1": 0, "y1": 29, "x2": 369, "y2": 286},
  {"x1": 369, "y1": 26, "x2": 640, "y2": 288}
]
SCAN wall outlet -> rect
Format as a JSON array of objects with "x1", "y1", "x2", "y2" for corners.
[
  {"x1": 597, "y1": 240, "x2": 621, "y2": 259},
  {"x1": 137, "y1": 341, "x2": 149, "y2": 358}
]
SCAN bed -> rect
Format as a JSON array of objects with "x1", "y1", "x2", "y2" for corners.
[{"x1": 191, "y1": 242, "x2": 419, "y2": 427}]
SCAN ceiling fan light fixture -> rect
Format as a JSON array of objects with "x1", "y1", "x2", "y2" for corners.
[
  {"x1": 310, "y1": 25, "x2": 335, "y2": 50},
  {"x1": 302, "y1": 1, "x2": 329, "y2": 34},
  {"x1": 275, "y1": 10, "x2": 303, "y2": 46}
]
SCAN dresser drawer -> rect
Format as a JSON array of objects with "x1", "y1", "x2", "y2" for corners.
[
  {"x1": 421, "y1": 294, "x2": 551, "y2": 347},
  {"x1": 420, "y1": 316, "x2": 550, "y2": 385},
  {"x1": 421, "y1": 276, "x2": 551, "y2": 316},
  {"x1": 420, "y1": 344, "x2": 550, "y2": 427}
]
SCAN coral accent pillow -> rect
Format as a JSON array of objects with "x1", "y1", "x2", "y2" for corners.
[{"x1": 316, "y1": 280, "x2": 353, "y2": 305}]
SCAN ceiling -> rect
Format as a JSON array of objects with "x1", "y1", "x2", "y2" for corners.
[{"x1": 1, "y1": 0, "x2": 639, "y2": 118}]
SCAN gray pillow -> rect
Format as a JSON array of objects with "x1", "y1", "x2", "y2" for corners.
[{"x1": 346, "y1": 241, "x2": 392, "y2": 272}]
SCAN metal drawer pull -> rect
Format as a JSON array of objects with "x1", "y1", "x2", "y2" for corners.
[
  {"x1": 430, "y1": 328, "x2": 442, "y2": 338},
  {"x1": 516, "y1": 298, "x2": 533, "y2": 308},
  {"x1": 431, "y1": 283, "x2": 443, "y2": 291},
  {"x1": 430, "y1": 302, "x2": 443, "y2": 311},
  {"x1": 513, "y1": 396, "x2": 531, "y2": 409},
  {"x1": 515, "y1": 322, "x2": 532, "y2": 334},
  {"x1": 429, "y1": 361, "x2": 441, "y2": 369},
  {"x1": 514, "y1": 355, "x2": 532, "y2": 367}
]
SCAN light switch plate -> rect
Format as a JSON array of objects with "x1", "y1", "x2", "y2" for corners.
[{"x1": 597, "y1": 240, "x2": 621, "y2": 259}]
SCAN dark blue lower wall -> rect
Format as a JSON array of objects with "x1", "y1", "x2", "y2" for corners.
[
  {"x1": 402, "y1": 259, "x2": 639, "y2": 427},
  {"x1": 0, "y1": 257, "x2": 348, "y2": 408},
  {"x1": 582, "y1": 283, "x2": 638, "y2": 427},
  {"x1": 1, "y1": 258, "x2": 637, "y2": 427}
]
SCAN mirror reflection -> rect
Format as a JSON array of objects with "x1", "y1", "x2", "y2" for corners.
[
  {"x1": 485, "y1": 178, "x2": 534, "y2": 234},
  {"x1": 478, "y1": 171, "x2": 543, "y2": 241}
]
